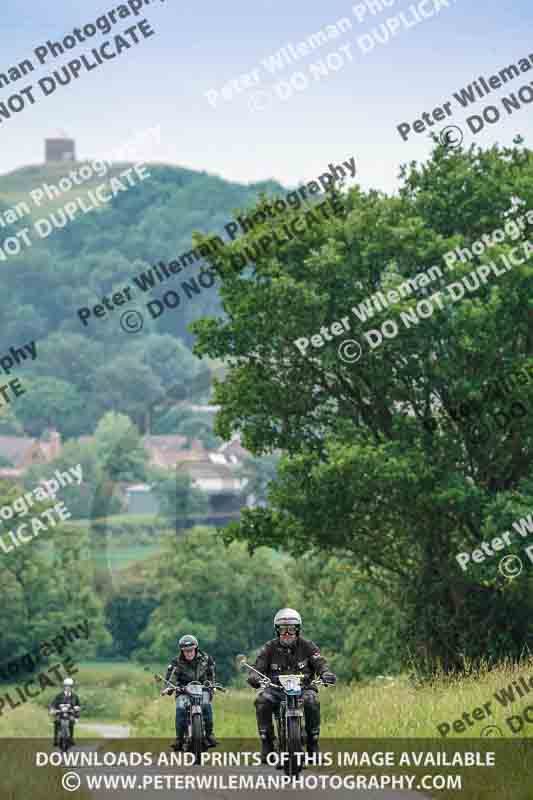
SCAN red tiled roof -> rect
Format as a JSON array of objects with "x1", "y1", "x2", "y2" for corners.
[
  {"x1": 0, "y1": 468, "x2": 25, "y2": 479},
  {"x1": 0, "y1": 437, "x2": 39, "y2": 467},
  {"x1": 144, "y1": 435, "x2": 189, "y2": 451}
]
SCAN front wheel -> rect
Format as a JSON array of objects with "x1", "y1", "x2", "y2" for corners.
[
  {"x1": 284, "y1": 716, "x2": 303, "y2": 777},
  {"x1": 59, "y1": 722, "x2": 71, "y2": 752},
  {"x1": 191, "y1": 715, "x2": 203, "y2": 765}
]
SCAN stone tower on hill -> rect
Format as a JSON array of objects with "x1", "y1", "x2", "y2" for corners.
[{"x1": 45, "y1": 131, "x2": 76, "y2": 163}]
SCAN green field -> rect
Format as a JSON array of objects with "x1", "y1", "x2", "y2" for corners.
[
  {"x1": 41, "y1": 541, "x2": 163, "y2": 571},
  {"x1": 88, "y1": 543, "x2": 163, "y2": 569}
]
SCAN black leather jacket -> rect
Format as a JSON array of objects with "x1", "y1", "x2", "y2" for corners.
[
  {"x1": 248, "y1": 637, "x2": 330, "y2": 690},
  {"x1": 165, "y1": 650, "x2": 215, "y2": 689},
  {"x1": 49, "y1": 691, "x2": 81, "y2": 715}
]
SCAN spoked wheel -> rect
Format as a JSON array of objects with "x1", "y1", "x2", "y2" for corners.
[
  {"x1": 284, "y1": 717, "x2": 303, "y2": 777},
  {"x1": 59, "y1": 728, "x2": 70, "y2": 752},
  {"x1": 191, "y1": 715, "x2": 203, "y2": 765}
]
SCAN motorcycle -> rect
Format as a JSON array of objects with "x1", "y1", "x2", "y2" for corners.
[
  {"x1": 237, "y1": 656, "x2": 332, "y2": 777},
  {"x1": 155, "y1": 673, "x2": 226, "y2": 764},
  {"x1": 51, "y1": 703, "x2": 80, "y2": 752}
]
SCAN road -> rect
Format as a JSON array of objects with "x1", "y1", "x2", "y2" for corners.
[{"x1": 70, "y1": 724, "x2": 431, "y2": 799}]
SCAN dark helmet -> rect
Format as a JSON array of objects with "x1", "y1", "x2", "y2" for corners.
[
  {"x1": 178, "y1": 634, "x2": 198, "y2": 652},
  {"x1": 274, "y1": 608, "x2": 302, "y2": 643}
]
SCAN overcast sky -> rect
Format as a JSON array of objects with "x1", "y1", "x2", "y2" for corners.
[{"x1": 1, "y1": 0, "x2": 532, "y2": 194}]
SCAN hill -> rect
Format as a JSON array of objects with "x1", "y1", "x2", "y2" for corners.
[
  {"x1": 0, "y1": 161, "x2": 284, "y2": 227},
  {"x1": 0, "y1": 159, "x2": 286, "y2": 439}
]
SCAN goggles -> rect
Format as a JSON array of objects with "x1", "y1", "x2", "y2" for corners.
[
  {"x1": 181, "y1": 646, "x2": 196, "y2": 653},
  {"x1": 278, "y1": 625, "x2": 298, "y2": 634}
]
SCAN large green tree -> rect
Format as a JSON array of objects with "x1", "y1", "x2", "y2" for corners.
[
  {"x1": 192, "y1": 141, "x2": 533, "y2": 673},
  {"x1": 14, "y1": 376, "x2": 85, "y2": 437},
  {"x1": 25, "y1": 438, "x2": 102, "y2": 520},
  {"x1": 93, "y1": 412, "x2": 148, "y2": 483},
  {"x1": 0, "y1": 483, "x2": 110, "y2": 670}
]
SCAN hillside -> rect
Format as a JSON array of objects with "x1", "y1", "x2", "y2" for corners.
[
  {"x1": 0, "y1": 160, "x2": 286, "y2": 439},
  {"x1": 0, "y1": 161, "x2": 153, "y2": 221},
  {"x1": 0, "y1": 161, "x2": 284, "y2": 227}
]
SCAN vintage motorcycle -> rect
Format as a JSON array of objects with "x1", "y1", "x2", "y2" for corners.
[
  {"x1": 51, "y1": 703, "x2": 80, "y2": 752},
  {"x1": 237, "y1": 656, "x2": 331, "y2": 777},
  {"x1": 155, "y1": 673, "x2": 226, "y2": 763}
]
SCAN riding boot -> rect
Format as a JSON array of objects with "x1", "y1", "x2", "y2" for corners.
[
  {"x1": 204, "y1": 721, "x2": 217, "y2": 748},
  {"x1": 259, "y1": 727, "x2": 274, "y2": 765},
  {"x1": 171, "y1": 737, "x2": 184, "y2": 752},
  {"x1": 69, "y1": 722, "x2": 76, "y2": 746},
  {"x1": 304, "y1": 693, "x2": 321, "y2": 757},
  {"x1": 307, "y1": 734, "x2": 319, "y2": 756}
]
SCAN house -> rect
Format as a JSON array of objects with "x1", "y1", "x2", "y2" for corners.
[
  {"x1": 174, "y1": 441, "x2": 249, "y2": 529},
  {"x1": 217, "y1": 434, "x2": 250, "y2": 465},
  {"x1": 143, "y1": 434, "x2": 189, "y2": 468},
  {"x1": 0, "y1": 426, "x2": 253, "y2": 529},
  {"x1": 0, "y1": 429, "x2": 61, "y2": 481},
  {"x1": 125, "y1": 437, "x2": 251, "y2": 527}
]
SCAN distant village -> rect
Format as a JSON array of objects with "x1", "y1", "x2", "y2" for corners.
[{"x1": 0, "y1": 422, "x2": 256, "y2": 529}]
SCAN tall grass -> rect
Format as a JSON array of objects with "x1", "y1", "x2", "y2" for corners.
[{"x1": 130, "y1": 658, "x2": 533, "y2": 739}]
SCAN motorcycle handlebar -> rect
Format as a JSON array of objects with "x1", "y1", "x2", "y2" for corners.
[
  {"x1": 50, "y1": 708, "x2": 78, "y2": 714},
  {"x1": 240, "y1": 660, "x2": 333, "y2": 691},
  {"x1": 155, "y1": 674, "x2": 227, "y2": 694},
  {"x1": 261, "y1": 677, "x2": 330, "y2": 690}
]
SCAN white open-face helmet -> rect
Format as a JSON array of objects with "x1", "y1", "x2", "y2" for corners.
[
  {"x1": 274, "y1": 608, "x2": 302, "y2": 640},
  {"x1": 63, "y1": 678, "x2": 74, "y2": 688}
]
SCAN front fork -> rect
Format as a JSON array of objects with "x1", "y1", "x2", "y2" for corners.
[
  {"x1": 277, "y1": 696, "x2": 304, "y2": 746},
  {"x1": 187, "y1": 704, "x2": 203, "y2": 738}
]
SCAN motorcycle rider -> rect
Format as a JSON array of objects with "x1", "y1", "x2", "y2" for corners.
[
  {"x1": 48, "y1": 677, "x2": 81, "y2": 747},
  {"x1": 162, "y1": 634, "x2": 217, "y2": 751},
  {"x1": 248, "y1": 608, "x2": 336, "y2": 762}
]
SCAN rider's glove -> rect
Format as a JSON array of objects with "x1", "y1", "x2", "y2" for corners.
[
  {"x1": 321, "y1": 672, "x2": 337, "y2": 685},
  {"x1": 247, "y1": 676, "x2": 261, "y2": 689},
  {"x1": 161, "y1": 688, "x2": 173, "y2": 696}
]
